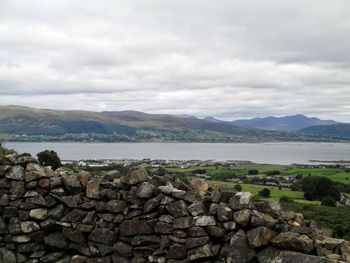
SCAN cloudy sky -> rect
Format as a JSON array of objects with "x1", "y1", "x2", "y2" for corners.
[{"x1": 1, "y1": 0, "x2": 350, "y2": 121}]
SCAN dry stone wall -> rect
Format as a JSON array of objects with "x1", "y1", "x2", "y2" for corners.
[{"x1": 0, "y1": 145, "x2": 350, "y2": 263}]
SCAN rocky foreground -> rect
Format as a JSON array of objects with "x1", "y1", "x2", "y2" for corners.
[{"x1": 0, "y1": 145, "x2": 350, "y2": 263}]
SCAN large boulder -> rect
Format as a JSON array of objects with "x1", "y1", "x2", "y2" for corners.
[
  {"x1": 227, "y1": 230, "x2": 256, "y2": 263},
  {"x1": 247, "y1": 226, "x2": 277, "y2": 248},
  {"x1": 121, "y1": 167, "x2": 150, "y2": 185},
  {"x1": 5, "y1": 166, "x2": 25, "y2": 180},
  {"x1": 86, "y1": 177, "x2": 103, "y2": 199},
  {"x1": 62, "y1": 174, "x2": 82, "y2": 194},
  {"x1": 257, "y1": 246, "x2": 333, "y2": 263},
  {"x1": 137, "y1": 182, "x2": 156, "y2": 199},
  {"x1": 119, "y1": 220, "x2": 153, "y2": 236},
  {"x1": 229, "y1": 192, "x2": 253, "y2": 210},
  {"x1": 190, "y1": 178, "x2": 209, "y2": 192},
  {"x1": 233, "y1": 209, "x2": 251, "y2": 227},
  {"x1": 271, "y1": 232, "x2": 314, "y2": 253}
]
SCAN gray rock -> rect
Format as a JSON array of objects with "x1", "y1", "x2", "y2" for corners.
[
  {"x1": 106, "y1": 200, "x2": 127, "y2": 213},
  {"x1": 0, "y1": 247, "x2": 16, "y2": 263},
  {"x1": 187, "y1": 226, "x2": 208, "y2": 237},
  {"x1": 62, "y1": 174, "x2": 82, "y2": 194},
  {"x1": 25, "y1": 163, "x2": 48, "y2": 182},
  {"x1": 223, "y1": 221, "x2": 237, "y2": 231},
  {"x1": 250, "y1": 210, "x2": 277, "y2": 227},
  {"x1": 60, "y1": 209, "x2": 87, "y2": 222},
  {"x1": 254, "y1": 199, "x2": 281, "y2": 216},
  {"x1": 186, "y1": 236, "x2": 210, "y2": 249},
  {"x1": 119, "y1": 220, "x2": 153, "y2": 236},
  {"x1": 8, "y1": 217, "x2": 21, "y2": 234},
  {"x1": 113, "y1": 241, "x2": 133, "y2": 257},
  {"x1": 217, "y1": 202, "x2": 232, "y2": 221},
  {"x1": 187, "y1": 244, "x2": 214, "y2": 261},
  {"x1": 188, "y1": 202, "x2": 206, "y2": 216},
  {"x1": 48, "y1": 204, "x2": 65, "y2": 220},
  {"x1": 315, "y1": 236, "x2": 345, "y2": 250},
  {"x1": 121, "y1": 167, "x2": 150, "y2": 185},
  {"x1": 29, "y1": 208, "x2": 48, "y2": 220},
  {"x1": 16, "y1": 155, "x2": 38, "y2": 165},
  {"x1": 144, "y1": 197, "x2": 160, "y2": 213},
  {"x1": 206, "y1": 226, "x2": 225, "y2": 237},
  {"x1": 166, "y1": 200, "x2": 188, "y2": 217},
  {"x1": 137, "y1": 182, "x2": 156, "y2": 199},
  {"x1": 154, "y1": 222, "x2": 173, "y2": 234},
  {"x1": 20, "y1": 221, "x2": 40, "y2": 233},
  {"x1": 62, "y1": 227, "x2": 86, "y2": 243},
  {"x1": 9, "y1": 180, "x2": 26, "y2": 198},
  {"x1": 256, "y1": 246, "x2": 333, "y2": 263},
  {"x1": 247, "y1": 226, "x2": 277, "y2": 248},
  {"x1": 12, "y1": 235, "x2": 31, "y2": 243},
  {"x1": 0, "y1": 165, "x2": 11, "y2": 177},
  {"x1": 0, "y1": 217, "x2": 6, "y2": 233},
  {"x1": 88, "y1": 228, "x2": 116, "y2": 245},
  {"x1": 6, "y1": 165, "x2": 25, "y2": 180},
  {"x1": 159, "y1": 214, "x2": 175, "y2": 224},
  {"x1": 229, "y1": 192, "x2": 252, "y2": 210},
  {"x1": 131, "y1": 235, "x2": 161, "y2": 247},
  {"x1": 192, "y1": 215, "x2": 216, "y2": 226},
  {"x1": 227, "y1": 230, "x2": 256, "y2": 263},
  {"x1": 40, "y1": 252, "x2": 64, "y2": 262},
  {"x1": 211, "y1": 189, "x2": 236, "y2": 203},
  {"x1": 271, "y1": 232, "x2": 314, "y2": 253},
  {"x1": 233, "y1": 209, "x2": 251, "y2": 227},
  {"x1": 174, "y1": 217, "x2": 192, "y2": 229},
  {"x1": 86, "y1": 177, "x2": 103, "y2": 199},
  {"x1": 167, "y1": 244, "x2": 187, "y2": 259},
  {"x1": 44, "y1": 232, "x2": 68, "y2": 249}
]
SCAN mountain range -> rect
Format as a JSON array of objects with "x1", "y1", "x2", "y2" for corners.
[
  {"x1": 205, "y1": 114, "x2": 339, "y2": 131},
  {"x1": 0, "y1": 105, "x2": 349, "y2": 142}
]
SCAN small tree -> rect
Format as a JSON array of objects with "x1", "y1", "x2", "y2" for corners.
[
  {"x1": 266, "y1": 170, "x2": 281, "y2": 176},
  {"x1": 258, "y1": 188, "x2": 270, "y2": 197},
  {"x1": 300, "y1": 176, "x2": 340, "y2": 201},
  {"x1": 37, "y1": 150, "x2": 62, "y2": 170},
  {"x1": 321, "y1": 196, "x2": 337, "y2": 207},
  {"x1": 234, "y1": 184, "x2": 242, "y2": 192},
  {"x1": 248, "y1": 169, "x2": 259, "y2": 175},
  {"x1": 279, "y1": 196, "x2": 293, "y2": 203}
]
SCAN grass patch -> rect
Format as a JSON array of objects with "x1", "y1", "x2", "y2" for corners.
[
  {"x1": 158, "y1": 164, "x2": 350, "y2": 184},
  {"x1": 208, "y1": 180, "x2": 304, "y2": 199}
]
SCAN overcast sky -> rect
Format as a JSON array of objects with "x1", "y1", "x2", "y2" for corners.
[{"x1": 1, "y1": 0, "x2": 350, "y2": 121}]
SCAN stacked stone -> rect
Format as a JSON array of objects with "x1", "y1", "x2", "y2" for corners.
[{"x1": 0, "y1": 145, "x2": 350, "y2": 263}]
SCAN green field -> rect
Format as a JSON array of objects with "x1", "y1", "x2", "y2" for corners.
[
  {"x1": 281, "y1": 167, "x2": 350, "y2": 184},
  {"x1": 160, "y1": 164, "x2": 350, "y2": 184},
  {"x1": 208, "y1": 180, "x2": 304, "y2": 199}
]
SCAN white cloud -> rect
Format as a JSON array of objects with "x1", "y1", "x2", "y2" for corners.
[{"x1": 0, "y1": 0, "x2": 350, "y2": 121}]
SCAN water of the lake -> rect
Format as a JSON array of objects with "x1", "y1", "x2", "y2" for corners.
[{"x1": 4, "y1": 142, "x2": 350, "y2": 165}]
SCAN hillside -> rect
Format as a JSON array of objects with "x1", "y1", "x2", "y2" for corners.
[
  {"x1": 232, "y1": 114, "x2": 338, "y2": 131},
  {"x1": 0, "y1": 105, "x2": 348, "y2": 142},
  {"x1": 0, "y1": 105, "x2": 294, "y2": 142},
  {"x1": 301, "y1": 123, "x2": 350, "y2": 140}
]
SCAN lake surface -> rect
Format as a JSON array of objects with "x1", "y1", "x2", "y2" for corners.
[{"x1": 5, "y1": 142, "x2": 350, "y2": 165}]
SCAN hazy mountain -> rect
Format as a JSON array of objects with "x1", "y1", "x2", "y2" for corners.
[
  {"x1": 0, "y1": 106, "x2": 347, "y2": 142},
  {"x1": 300, "y1": 124, "x2": 350, "y2": 139},
  {"x1": 203, "y1": 116, "x2": 222, "y2": 123},
  {"x1": 232, "y1": 114, "x2": 338, "y2": 131},
  {"x1": 0, "y1": 105, "x2": 292, "y2": 142}
]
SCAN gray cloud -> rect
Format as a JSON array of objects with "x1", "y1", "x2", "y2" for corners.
[{"x1": 0, "y1": 0, "x2": 350, "y2": 121}]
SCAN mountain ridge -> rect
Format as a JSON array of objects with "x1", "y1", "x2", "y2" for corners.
[
  {"x1": 0, "y1": 105, "x2": 347, "y2": 142},
  {"x1": 230, "y1": 114, "x2": 339, "y2": 131}
]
